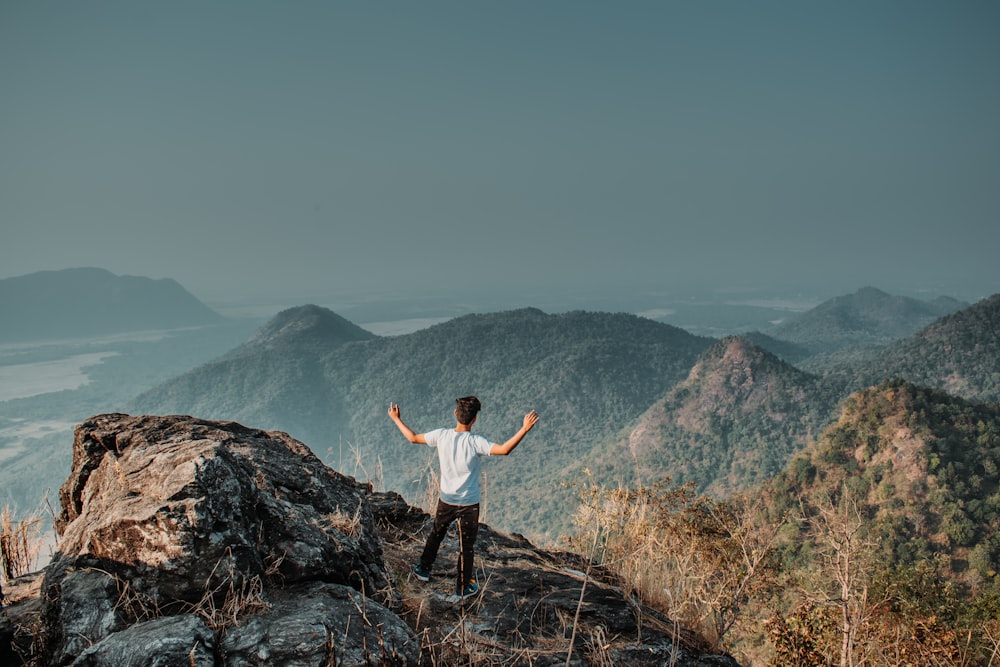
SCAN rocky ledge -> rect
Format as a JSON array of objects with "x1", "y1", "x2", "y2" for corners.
[{"x1": 1, "y1": 414, "x2": 739, "y2": 666}]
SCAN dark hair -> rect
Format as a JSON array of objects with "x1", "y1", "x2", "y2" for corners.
[{"x1": 455, "y1": 395, "x2": 482, "y2": 426}]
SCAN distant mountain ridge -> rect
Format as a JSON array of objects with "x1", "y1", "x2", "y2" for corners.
[
  {"x1": 763, "y1": 286, "x2": 966, "y2": 356},
  {"x1": 836, "y1": 292, "x2": 1000, "y2": 402},
  {"x1": 130, "y1": 291, "x2": 1000, "y2": 538},
  {"x1": 0, "y1": 268, "x2": 224, "y2": 342}
]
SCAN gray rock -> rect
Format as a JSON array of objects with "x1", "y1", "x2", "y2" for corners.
[
  {"x1": 219, "y1": 582, "x2": 419, "y2": 666},
  {"x1": 70, "y1": 614, "x2": 215, "y2": 666},
  {"x1": 54, "y1": 414, "x2": 387, "y2": 602},
  {"x1": 369, "y1": 490, "x2": 741, "y2": 667},
  {"x1": 47, "y1": 568, "x2": 123, "y2": 664}
]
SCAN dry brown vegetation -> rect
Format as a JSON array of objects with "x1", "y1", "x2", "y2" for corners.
[
  {"x1": 0, "y1": 504, "x2": 43, "y2": 584},
  {"x1": 566, "y1": 473, "x2": 781, "y2": 657}
]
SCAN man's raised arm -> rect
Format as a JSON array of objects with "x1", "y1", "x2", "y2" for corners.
[
  {"x1": 491, "y1": 410, "x2": 539, "y2": 456},
  {"x1": 388, "y1": 403, "x2": 427, "y2": 444}
]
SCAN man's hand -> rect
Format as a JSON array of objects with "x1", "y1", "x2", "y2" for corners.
[
  {"x1": 523, "y1": 410, "x2": 539, "y2": 432},
  {"x1": 491, "y1": 409, "x2": 540, "y2": 456},
  {"x1": 388, "y1": 403, "x2": 426, "y2": 444}
]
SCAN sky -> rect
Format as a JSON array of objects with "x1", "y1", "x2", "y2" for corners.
[{"x1": 2, "y1": 1, "x2": 998, "y2": 307}]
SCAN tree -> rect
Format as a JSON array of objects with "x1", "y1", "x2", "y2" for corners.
[{"x1": 805, "y1": 485, "x2": 886, "y2": 667}]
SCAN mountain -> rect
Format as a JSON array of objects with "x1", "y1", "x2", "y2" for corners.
[
  {"x1": 584, "y1": 336, "x2": 837, "y2": 495},
  {"x1": 243, "y1": 303, "x2": 378, "y2": 349},
  {"x1": 739, "y1": 330, "x2": 813, "y2": 365},
  {"x1": 131, "y1": 306, "x2": 715, "y2": 539},
  {"x1": 715, "y1": 379, "x2": 1000, "y2": 662},
  {"x1": 0, "y1": 268, "x2": 224, "y2": 342},
  {"x1": 817, "y1": 293, "x2": 1000, "y2": 403},
  {"x1": 764, "y1": 378, "x2": 1000, "y2": 595},
  {"x1": 764, "y1": 286, "x2": 966, "y2": 358}
]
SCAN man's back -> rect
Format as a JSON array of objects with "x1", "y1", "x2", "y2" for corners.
[{"x1": 424, "y1": 428, "x2": 492, "y2": 505}]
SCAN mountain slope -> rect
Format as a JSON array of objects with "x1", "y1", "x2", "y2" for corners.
[
  {"x1": 132, "y1": 306, "x2": 715, "y2": 538},
  {"x1": 765, "y1": 286, "x2": 966, "y2": 356},
  {"x1": 0, "y1": 268, "x2": 224, "y2": 341},
  {"x1": 867, "y1": 293, "x2": 1000, "y2": 401},
  {"x1": 820, "y1": 293, "x2": 1000, "y2": 402},
  {"x1": 764, "y1": 378, "x2": 1000, "y2": 589},
  {"x1": 585, "y1": 336, "x2": 837, "y2": 495}
]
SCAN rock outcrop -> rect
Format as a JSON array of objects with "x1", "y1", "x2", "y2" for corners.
[{"x1": 1, "y1": 414, "x2": 739, "y2": 666}]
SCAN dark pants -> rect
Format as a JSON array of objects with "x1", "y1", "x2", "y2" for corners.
[{"x1": 420, "y1": 499, "x2": 480, "y2": 590}]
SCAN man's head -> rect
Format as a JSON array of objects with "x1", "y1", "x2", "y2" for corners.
[{"x1": 454, "y1": 395, "x2": 482, "y2": 426}]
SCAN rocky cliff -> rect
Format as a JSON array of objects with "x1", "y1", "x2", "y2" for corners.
[{"x1": 1, "y1": 414, "x2": 739, "y2": 666}]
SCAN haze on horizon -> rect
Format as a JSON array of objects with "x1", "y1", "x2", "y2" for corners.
[{"x1": 2, "y1": 2, "x2": 998, "y2": 307}]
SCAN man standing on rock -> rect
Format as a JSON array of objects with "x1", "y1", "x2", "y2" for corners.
[{"x1": 388, "y1": 396, "x2": 539, "y2": 599}]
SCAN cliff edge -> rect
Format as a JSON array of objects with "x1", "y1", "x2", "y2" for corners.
[{"x1": 2, "y1": 414, "x2": 738, "y2": 666}]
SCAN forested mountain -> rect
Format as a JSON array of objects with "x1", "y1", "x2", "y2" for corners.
[
  {"x1": 762, "y1": 379, "x2": 1000, "y2": 621},
  {"x1": 132, "y1": 306, "x2": 715, "y2": 538},
  {"x1": 584, "y1": 336, "x2": 837, "y2": 496},
  {"x1": 130, "y1": 293, "x2": 1000, "y2": 539},
  {"x1": 833, "y1": 292, "x2": 1000, "y2": 402},
  {"x1": 0, "y1": 268, "x2": 224, "y2": 342},
  {"x1": 763, "y1": 286, "x2": 966, "y2": 358},
  {"x1": 639, "y1": 379, "x2": 1000, "y2": 663}
]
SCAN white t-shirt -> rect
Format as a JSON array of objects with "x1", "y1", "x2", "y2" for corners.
[{"x1": 424, "y1": 428, "x2": 493, "y2": 505}]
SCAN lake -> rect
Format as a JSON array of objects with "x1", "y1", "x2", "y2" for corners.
[{"x1": 0, "y1": 352, "x2": 119, "y2": 402}]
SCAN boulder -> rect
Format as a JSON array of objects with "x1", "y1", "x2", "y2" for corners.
[
  {"x1": 55, "y1": 414, "x2": 388, "y2": 600},
  {"x1": 35, "y1": 414, "x2": 415, "y2": 666}
]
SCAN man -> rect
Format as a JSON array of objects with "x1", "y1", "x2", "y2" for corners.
[{"x1": 388, "y1": 396, "x2": 539, "y2": 599}]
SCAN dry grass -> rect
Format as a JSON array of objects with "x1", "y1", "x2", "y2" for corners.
[
  {"x1": 379, "y1": 526, "x2": 615, "y2": 667},
  {"x1": 324, "y1": 505, "x2": 363, "y2": 537},
  {"x1": 0, "y1": 504, "x2": 43, "y2": 583},
  {"x1": 348, "y1": 442, "x2": 384, "y2": 492},
  {"x1": 567, "y1": 474, "x2": 779, "y2": 654},
  {"x1": 189, "y1": 548, "x2": 271, "y2": 630},
  {"x1": 419, "y1": 464, "x2": 440, "y2": 516}
]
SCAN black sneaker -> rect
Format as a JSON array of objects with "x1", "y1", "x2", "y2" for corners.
[
  {"x1": 457, "y1": 580, "x2": 479, "y2": 599},
  {"x1": 412, "y1": 563, "x2": 431, "y2": 582}
]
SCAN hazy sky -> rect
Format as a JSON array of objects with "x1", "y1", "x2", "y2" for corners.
[{"x1": 2, "y1": 2, "x2": 998, "y2": 305}]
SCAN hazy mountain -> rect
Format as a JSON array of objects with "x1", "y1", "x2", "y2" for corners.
[
  {"x1": 242, "y1": 304, "x2": 378, "y2": 350},
  {"x1": 584, "y1": 336, "x2": 837, "y2": 496},
  {"x1": 739, "y1": 330, "x2": 813, "y2": 365},
  {"x1": 764, "y1": 378, "x2": 1000, "y2": 589},
  {"x1": 831, "y1": 292, "x2": 1000, "y2": 402},
  {"x1": 132, "y1": 306, "x2": 715, "y2": 539},
  {"x1": 0, "y1": 268, "x2": 224, "y2": 342},
  {"x1": 764, "y1": 286, "x2": 966, "y2": 357}
]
